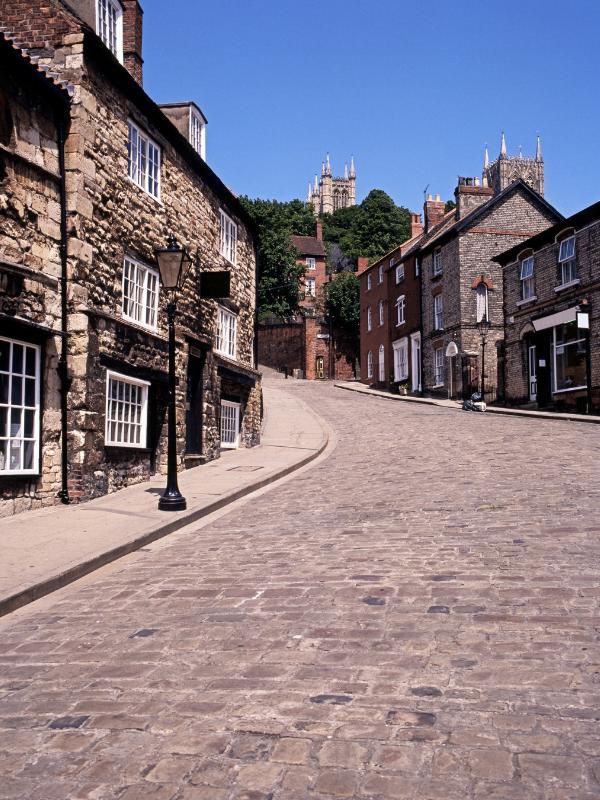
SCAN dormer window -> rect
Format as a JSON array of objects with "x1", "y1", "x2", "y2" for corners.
[
  {"x1": 189, "y1": 108, "x2": 206, "y2": 159},
  {"x1": 96, "y1": 0, "x2": 123, "y2": 61}
]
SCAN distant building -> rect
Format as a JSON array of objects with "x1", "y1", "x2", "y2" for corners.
[{"x1": 307, "y1": 154, "x2": 356, "y2": 216}]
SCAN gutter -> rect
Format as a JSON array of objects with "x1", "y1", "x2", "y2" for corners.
[{"x1": 56, "y1": 112, "x2": 70, "y2": 505}]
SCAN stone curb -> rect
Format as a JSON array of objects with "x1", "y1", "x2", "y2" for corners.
[
  {"x1": 334, "y1": 381, "x2": 600, "y2": 425},
  {"x1": 0, "y1": 400, "x2": 330, "y2": 619}
]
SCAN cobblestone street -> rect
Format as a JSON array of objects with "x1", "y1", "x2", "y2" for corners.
[{"x1": 2, "y1": 380, "x2": 600, "y2": 800}]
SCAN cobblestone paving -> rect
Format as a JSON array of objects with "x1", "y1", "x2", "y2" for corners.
[{"x1": 2, "y1": 380, "x2": 600, "y2": 800}]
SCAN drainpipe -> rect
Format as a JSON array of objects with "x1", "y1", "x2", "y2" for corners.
[{"x1": 56, "y1": 111, "x2": 70, "y2": 504}]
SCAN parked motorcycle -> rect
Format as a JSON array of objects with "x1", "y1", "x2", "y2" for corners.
[{"x1": 462, "y1": 392, "x2": 486, "y2": 412}]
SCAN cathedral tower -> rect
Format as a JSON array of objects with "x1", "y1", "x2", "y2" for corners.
[
  {"x1": 307, "y1": 154, "x2": 356, "y2": 216},
  {"x1": 483, "y1": 133, "x2": 544, "y2": 196}
]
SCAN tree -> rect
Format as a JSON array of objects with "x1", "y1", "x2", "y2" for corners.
[
  {"x1": 324, "y1": 271, "x2": 360, "y2": 335},
  {"x1": 444, "y1": 199, "x2": 456, "y2": 213},
  {"x1": 239, "y1": 197, "x2": 315, "y2": 319},
  {"x1": 322, "y1": 190, "x2": 410, "y2": 267}
]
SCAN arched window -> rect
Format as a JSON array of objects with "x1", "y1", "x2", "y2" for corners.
[
  {"x1": 378, "y1": 300, "x2": 384, "y2": 326},
  {"x1": 367, "y1": 350, "x2": 373, "y2": 378},
  {"x1": 476, "y1": 283, "x2": 488, "y2": 322},
  {"x1": 378, "y1": 344, "x2": 385, "y2": 381},
  {"x1": 367, "y1": 306, "x2": 372, "y2": 332}
]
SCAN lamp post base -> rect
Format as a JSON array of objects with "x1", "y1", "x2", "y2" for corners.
[{"x1": 158, "y1": 490, "x2": 187, "y2": 512}]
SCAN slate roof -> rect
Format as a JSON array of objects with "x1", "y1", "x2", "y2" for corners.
[
  {"x1": 291, "y1": 235, "x2": 326, "y2": 257},
  {"x1": 0, "y1": 28, "x2": 74, "y2": 100}
]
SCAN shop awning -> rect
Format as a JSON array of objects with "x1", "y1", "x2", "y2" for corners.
[{"x1": 532, "y1": 306, "x2": 578, "y2": 332}]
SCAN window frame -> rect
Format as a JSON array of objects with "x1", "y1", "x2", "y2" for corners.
[
  {"x1": 305, "y1": 257, "x2": 316, "y2": 270},
  {"x1": 433, "y1": 293, "x2": 444, "y2": 331},
  {"x1": 557, "y1": 234, "x2": 577, "y2": 286},
  {"x1": 395, "y1": 264, "x2": 405, "y2": 284},
  {"x1": 393, "y1": 338, "x2": 409, "y2": 382},
  {"x1": 189, "y1": 108, "x2": 206, "y2": 159},
  {"x1": 367, "y1": 274, "x2": 372, "y2": 291},
  {"x1": 0, "y1": 337, "x2": 41, "y2": 476},
  {"x1": 475, "y1": 283, "x2": 489, "y2": 322},
  {"x1": 520, "y1": 256, "x2": 535, "y2": 300},
  {"x1": 378, "y1": 264, "x2": 384, "y2": 284},
  {"x1": 378, "y1": 299, "x2": 385, "y2": 326},
  {"x1": 95, "y1": 0, "x2": 123, "y2": 62},
  {"x1": 433, "y1": 346, "x2": 444, "y2": 387},
  {"x1": 305, "y1": 277, "x2": 316, "y2": 297},
  {"x1": 367, "y1": 350, "x2": 373, "y2": 379},
  {"x1": 216, "y1": 305, "x2": 237, "y2": 359},
  {"x1": 122, "y1": 256, "x2": 160, "y2": 331},
  {"x1": 367, "y1": 306, "x2": 372, "y2": 332},
  {"x1": 219, "y1": 209, "x2": 238, "y2": 265},
  {"x1": 395, "y1": 294, "x2": 406, "y2": 326},
  {"x1": 552, "y1": 322, "x2": 587, "y2": 394},
  {"x1": 220, "y1": 399, "x2": 241, "y2": 449},
  {"x1": 378, "y1": 344, "x2": 385, "y2": 382},
  {"x1": 104, "y1": 370, "x2": 150, "y2": 449},
  {"x1": 433, "y1": 248, "x2": 443, "y2": 276},
  {"x1": 127, "y1": 119, "x2": 161, "y2": 200}
]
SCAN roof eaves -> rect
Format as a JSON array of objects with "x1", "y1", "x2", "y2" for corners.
[{"x1": 0, "y1": 28, "x2": 74, "y2": 101}]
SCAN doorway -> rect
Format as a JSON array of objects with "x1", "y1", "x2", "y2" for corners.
[
  {"x1": 315, "y1": 356, "x2": 324, "y2": 379},
  {"x1": 528, "y1": 345, "x2": 537, "y2": 402},
  {"x1": 186, "y1": 351, "x2": 204, "y2": 455},
  {"x1": 410, "y1": 332, "x2": 421, "y2": 392}
]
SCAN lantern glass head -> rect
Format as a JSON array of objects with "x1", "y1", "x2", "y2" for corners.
[
  {"x1": 155, "y1": 235, "x2": 190, "y2": 291},
  {"x1": 477, "y1": 317, "x2": 491, "y2": 337}
]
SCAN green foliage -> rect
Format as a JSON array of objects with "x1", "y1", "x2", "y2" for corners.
[
  {"x1": 444, "y1": 199, "x2": 456, "y2": 213},
  {"x1": 239, "y1": 197, "x2": 315, "y2": 319},
  {"x1": 324, "y1": 271, "x2": 360, "y2": 335},
  {"x1": 322, "y1": 189, "x2": 411, "y2": 267}
]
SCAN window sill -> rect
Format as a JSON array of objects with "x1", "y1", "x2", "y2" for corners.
[
  {"x1": 516, "y1": 296, "x2": 538, "y2": 307},
  {"x1": 432, "y1": 272, "x2": 443, "y2": 280},
  {"x1": 127, "y1": 175, "x2": 162, "y2": 205},
  {"x1": 121, "y1": 314, "x2": 159, "y2": 334},
  {"x1": 220, "y1": 255, "x2": 237, "y2": 267},
  {"x1": 554, "y1": 279, "x2": 580, "y2": 293},
  {"x1": 105, "y1": 444, "x2": 151, "y2": 452},
  {"x1": 396, "y1": 322, "x2": 405, "y2": 327},
  {"x1": 432, "y1": 383, "x2": 444, "y2": 389},
  {"x1": 552, "y1": 385, "x2": 587, "y2": 395},
  {"x1": 0, "y1": 471, "x2": 41, "y2": 479}
]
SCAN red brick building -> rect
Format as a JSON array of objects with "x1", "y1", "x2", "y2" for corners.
[
  {"x1": 359, "y1": 215, "x2": 424, "y2": 390},
  {"x1": 258, "y1": 221, "x2": 358, "y2": 380}
]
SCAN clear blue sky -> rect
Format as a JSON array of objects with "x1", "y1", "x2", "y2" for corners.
[{"x1": 143, "y1": 0, "x2": 599, "y2": 217}]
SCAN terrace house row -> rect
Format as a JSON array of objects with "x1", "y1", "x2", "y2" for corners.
[
  {"x1": 359, "y1": 137, "x2": 563, "y2": 401},
  {"x1": 0, "y1": 0, "x2": 260, "y2": 515}
]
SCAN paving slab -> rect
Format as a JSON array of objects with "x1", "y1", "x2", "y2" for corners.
[{"x1": 0, "y1": 369, "x2": 329, "y2": 617}]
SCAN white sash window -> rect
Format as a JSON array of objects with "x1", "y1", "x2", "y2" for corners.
[
  {"x1": 105, "y1": 371, "x2": 149, "y2": 448},
  {"x1": 122, "y1": 257, "x2": 160, "y2": 330},
  {"x1": 220, "y1": 400, "x2": 240, "y2": 449},
  {"x1": 0, "y1": 338, "x2": 40, "y2": 475},
  {"x1": 127, "y1": 120, "x2": 161, "y2": 200}
]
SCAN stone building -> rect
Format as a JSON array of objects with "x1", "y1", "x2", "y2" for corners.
[
  {"x1": 495, "y1": 200, "x2": 600, "y2": 413},
  {"x1": 258, "y1": 221, "x2": 357, "y2": 380},
  {"x1": 0, "y1": 0, "x2": 261, "y2": 515},
  {"x1": 417, "y1": 177, "x2": 561, "y2": 401},
  {"x1": 307, "y1": 154, "x2": 356, "y2": 217}
]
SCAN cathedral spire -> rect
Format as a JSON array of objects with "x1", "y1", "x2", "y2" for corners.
[
  {"x1": 321, "y1": 160, "x2": 325, "y2": 176},
  {"x1": 325, "y1": 152, "x2": 331, "y2": 176},
  {"x1": 314, "y1": 174, "x2": 319, "y2": 193},
  {"x1": 349, "y1": 155, "x2": 356, "y2": 178},
  {"x1": 535, "y1": 133, "x2": 543, "y2": 162},
  {"x1": 307, "y1": 181, "x2": 312, "y2": 202},
  {"x1": 483, "y1": 144, "x2": 489, "y2": 170},
  {"x1": 500, "y1": 131, "x2": 507, "y2": 158}
]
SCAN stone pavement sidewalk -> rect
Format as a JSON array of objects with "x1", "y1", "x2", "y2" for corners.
[
  {"x1": 0, "y1": 369, "x2": 329, "y2": 617},
  {"x1": 335, "y1": 380, "x2": 600, "y2": 424}
]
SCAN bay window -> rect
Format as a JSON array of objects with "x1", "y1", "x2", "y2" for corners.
[{"x1": 553, "y1": 321, "x2": 587, "y2": 393}]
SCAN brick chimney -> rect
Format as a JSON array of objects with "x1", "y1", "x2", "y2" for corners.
[
  {"x1": 423, "y1": 194, "x2": 445, "y2": 232},
  {"x1": 122, "y1": 0, "x2": 144, "y2": 84},
  {"x1": 454, "y1": 177, "x2": 494, "y2": 219},
  {"x1": 315, "y1": 219, "x2": 323, "y2": 242},
  {"x1": 357, "y1": 257, "x2": 370, "y2": 274},
  {"x1": 410, "y1": 212, "x2": 423, "y2": 239}
]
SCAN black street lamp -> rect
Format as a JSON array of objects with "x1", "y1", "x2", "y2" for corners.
[
  {"x1": 155, "y1": 234, "x2": 192, "y2": 511},
  {"x1": 476, "y1": 317, "x2": 491, "y2": 402}
]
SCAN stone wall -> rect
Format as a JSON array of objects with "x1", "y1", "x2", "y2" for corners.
[{"x1": 0, "y1": 42, "x2": 67, "y2": 514}]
